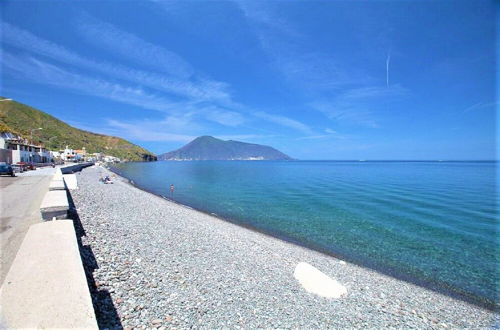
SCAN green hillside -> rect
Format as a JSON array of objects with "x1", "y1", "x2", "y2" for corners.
[{"x1": 0, "y1": 97, "x2": 156, "y2": 162}]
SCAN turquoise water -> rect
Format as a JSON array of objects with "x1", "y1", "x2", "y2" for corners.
[{"x1": 111, "y1": 161, "x2": 498, "y2": 307}]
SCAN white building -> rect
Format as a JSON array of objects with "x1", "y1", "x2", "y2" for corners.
[
  {"x1": 0, "y1": 132, "x2": 52, "y2": 164},
  {"x1": 61, "y1": 146, "x2": 82, "y2": 162},
  {"x1": 103, "y1": 155, "x2": 121, "y2": 163},
  {"x1": 51, "y1": 151, "x2": 61, "y2": 159},
  {"x1": 91, "y1": 152, "x2": 104, "y2": 162}
]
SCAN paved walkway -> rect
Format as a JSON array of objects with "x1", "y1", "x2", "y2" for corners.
[{"x1": 0, "y1": 167, "x2": 55, "y2": 284}]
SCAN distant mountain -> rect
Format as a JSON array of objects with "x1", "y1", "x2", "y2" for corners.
[
  {"x1": 158, "y1": 136, "x2": 292, "y2": 161},
  {"x1": 0, "y1": 97, "x2": 156, "y2": 162}
]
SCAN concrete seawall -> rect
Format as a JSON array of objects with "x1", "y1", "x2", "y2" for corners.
[
  {"x1": 0, "y1": 221, "x2": 98, "y2": 329},
  {"x1": 40, "y1": 190, "x2": 70, "y2": 220},
  {"x1": 39, "y1": 163, "x2": 93, "y2": 220},
  {"x1": 0, "y1": 163, "x2": 98, "y2": 329},
  {"x1": 61, "y1": 163, "x2": 94, "y2": 175}
]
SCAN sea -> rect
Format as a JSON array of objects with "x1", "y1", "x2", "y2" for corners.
[{"x1": 111, "y1": 160, "x2": 498, "y2": 307}]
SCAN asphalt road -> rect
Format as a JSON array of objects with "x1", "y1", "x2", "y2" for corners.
[{"x1": 0, "y1": 167, "x2": 55, "y2": 285}]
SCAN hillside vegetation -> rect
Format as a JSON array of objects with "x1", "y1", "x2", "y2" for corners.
[{"x1": 0, "y1": 97, "x2": 156, "y2": 161}]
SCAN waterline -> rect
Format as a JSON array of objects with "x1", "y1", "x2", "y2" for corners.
[{"x1": 111, "y1": 160, "x2": 498, "y2": 308}]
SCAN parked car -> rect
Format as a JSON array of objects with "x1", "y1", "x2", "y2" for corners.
[
  {"x1": 16, "y1": 162, "x2": 35, "y2": 171},
  {"x1": 0, "y1": 164, "x2": 15, "y2": 176},
  {"x1": 11, "y1": 164, "x2": 24, "y2": 173},
  {"x1": 16, "y1": 162, "x2": 29, "y2": 171}
]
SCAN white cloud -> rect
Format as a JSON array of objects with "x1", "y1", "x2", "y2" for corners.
[
  {"x1": 107, "y1": 119, "x2": 196, "y2": 142},
  {"x1": 253, "y1": 111, "x2": 312, "y2": 134},
  {"x1": 106, "y1": 118, "x2": 273, "y2": 143},
  {"x1": 311, "y1": 101, "x2": 379, "y2": 128},
  {"x1": 3, "y1": 53, "x2": 187, "y2": 113},
  {"x1": 216, "y1": 134, "x2": 274, "y2": 141},
  {"x1": 462, "y1": 102, "x2": 496, "y2": 114},
  {"x1": 339, "y1": 85, "x2": 408, "y2": 100},
  {"x1": 78, "y1": 12, "x2": 193, "y2": 79},
  {"x1": 159, "y1": 113, "x2": 201, "y2": 131},
  {"x1": 236, "y1": 1, "x2": 299, "y2": 37},
  {"x1": 3, "y1": 50, "x2": 315, "y2": 137},
  {"x1": 237, "y1": 2, "x2": 370, "y2": 91},
  {"x1": 205, "y1": 108, "x2": 246, "y2": 126},
  {"x1": 1, "y1": 22, "x2": 233, "y2": 104},
  {"x1": 1, "y1": 22, "x2": 84, "y2": 65},
  {"x1": 296, "y1": 135, "x2": 331, "y2": 140},
  {"x1": 311, "y1": 85, "x2": 409, "y2": 128},
  {"x1": 237, "y1": 2, "x2": 411, "y2": 131},
  {"x1": 2, "y1": 20, "x2": 329, "y2": 138},
  {"x1": 296, "y1": 128, "x2": 348, "y2": 140}
]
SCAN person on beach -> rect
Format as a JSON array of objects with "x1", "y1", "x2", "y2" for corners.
[{"x1": 170, "y1": 184, "x2": 175, "y2": 197}]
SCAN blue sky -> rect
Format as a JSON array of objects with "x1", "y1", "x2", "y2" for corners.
[{"x1": 1, "y1": 0, "x2": 496, "y2": 160}]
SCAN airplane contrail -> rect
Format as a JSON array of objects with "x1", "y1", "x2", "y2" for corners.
[{"x1": 386, "y1": 52, "x2": 391, "y2": 87}]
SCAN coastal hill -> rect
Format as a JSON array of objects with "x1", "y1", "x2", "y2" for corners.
[
  {"x1": 0, "y1": 98, "x2": 156, "y2": 161},
  {"x1": 158, "y1": 136, "x2": 292, "y2": 161}
]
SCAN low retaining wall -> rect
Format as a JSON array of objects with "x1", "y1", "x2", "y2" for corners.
[
  {"x1": 60, "y1": 163, "x2": 94, "y2": 174},
  {"x1": 0, "y1": 163, "x2": 98, "y2": 327},
  {"x1": 40, "y1": 190, "x2": 70, "y2": 220},
  {"x1": 49, "y1": 179, "x2": 65, "y2": 191},
  {"x1": 0, "y1": 221, "x2": 98, "y2": 329},
  {"x1": 41, "y1": 164, "x2": 91, "y2": 217},
  {"x1": 0, "y1": 163, "x2": 98, "y2": 329}
]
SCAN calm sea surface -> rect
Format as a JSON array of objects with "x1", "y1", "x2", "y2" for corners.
[{"x1": 111, "y1": 161, "x2": 498, "y2": 306}]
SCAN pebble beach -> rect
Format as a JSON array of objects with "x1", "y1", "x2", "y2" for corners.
[{"x1": 71, "y1": 166, "x2": 498, "y2": 329}]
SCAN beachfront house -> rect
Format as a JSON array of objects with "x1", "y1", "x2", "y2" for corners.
[
  {"x1": 51, "y1": 150, "x2": 61, "y2": 159},
  {"x1": 62, "y1": 146, "x2": 78, "y2": 162},
  {"x1": 62, "y1": 146, "x2": 89, "y2": 162},
  {"x1": 91, "y1": 152, "x2": 104, "y2": 162},
  {"x1": 74, "y1": 147, "x2": 87, "y2": 161},
  {"x1": 103, "y1": 155, "x2": 121, "y2": 163},
  {"x1": 35, "y1": 145, "x2": 51, "y2": 163},
  {"x1": 0, "y1": 132, "x2": 52, "y2": 164}
]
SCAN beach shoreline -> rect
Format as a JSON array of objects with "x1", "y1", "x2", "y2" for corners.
[
  {"x1": 108, "y1": 164, "x2": 497, "y2": 311},
  {"x1": 73, "y1": 165, "x2": 498, "y2": 328}
]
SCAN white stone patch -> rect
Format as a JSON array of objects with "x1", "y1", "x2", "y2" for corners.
[
  {"x1": 53, "y1": 168, "x2": 63, "y2": 181},
  {"x1": 293, "y1": 262, "x2": 347, "y2": 298},
  {"x1": 40, "y1": 190, "x2": 69, "y2": 210},
  {"x1": 63, "y1": 174, "x2": 78, "y2": 190},
  {"x1": 49, "y1": 179, "x2": 66, "y2": 191}
]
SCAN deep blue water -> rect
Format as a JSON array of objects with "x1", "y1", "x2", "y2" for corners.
[{"x1": 111, "y1": 161, "x2": 498, "y2": 306}]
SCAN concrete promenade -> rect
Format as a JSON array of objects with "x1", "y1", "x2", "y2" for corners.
[
  {"x1": 0, "y1": 221, "x2": 97, "y2": 329},
  {"x1": 1, "y1": 163, "x2": 98, "y2": 328},
  {"x1": 0, "y1": 167, "x2": 55, "y2": 284}
]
